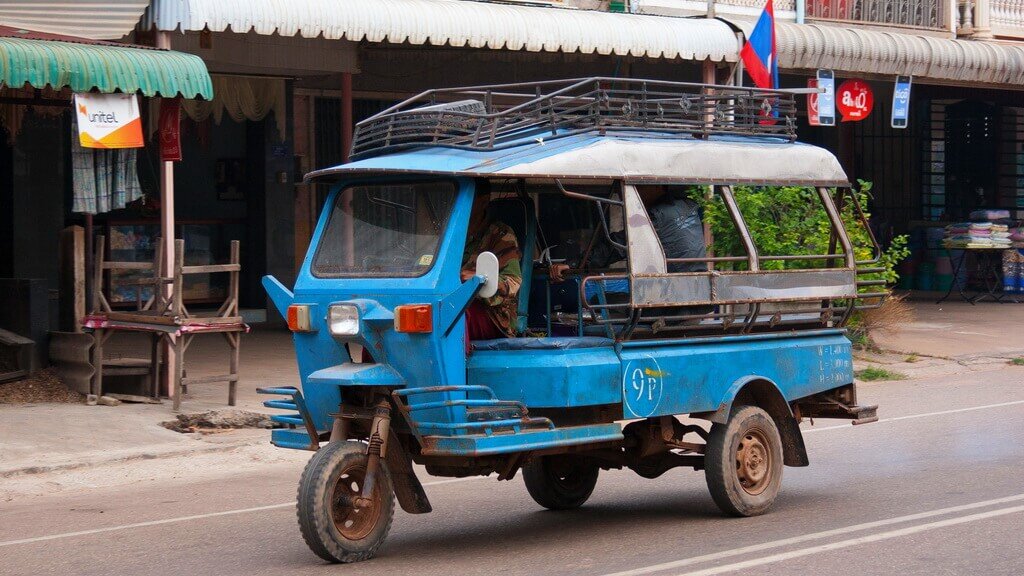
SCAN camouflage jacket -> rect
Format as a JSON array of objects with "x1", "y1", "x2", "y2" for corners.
[{"x1": 462, "y1": 221, "x2": 522, "y2": 337}]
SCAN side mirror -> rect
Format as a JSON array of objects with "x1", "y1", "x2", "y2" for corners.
[{"x1": 476, "y1": 251, "x2": 499, "y2": 298}]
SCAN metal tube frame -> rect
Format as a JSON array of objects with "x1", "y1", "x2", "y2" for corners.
[{"x1": 571, "y1": 183, "x2": 865, "y2": 339}]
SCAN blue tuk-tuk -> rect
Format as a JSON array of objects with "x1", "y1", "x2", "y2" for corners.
[{"x1": 260, "y1": 78, "x2": 881, "y2": 563}]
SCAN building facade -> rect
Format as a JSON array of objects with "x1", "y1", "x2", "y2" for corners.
[{"x1": 2, "y1": 0, "x2": 1022, "y2": 328}]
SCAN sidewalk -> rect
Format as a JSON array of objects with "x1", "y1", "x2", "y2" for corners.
[
  {"x1": 874, "y1": 296, "x2": 1024, "y2": 359},
  {"x1": 0, "y1": 328, "x2": 301, "y2": 488},
  {"x1": 859, "y1": 297, "x2": 1024, "y2": 378}
]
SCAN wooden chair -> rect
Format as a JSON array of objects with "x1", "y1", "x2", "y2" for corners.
[
  {"x1": 87, "y1": 235, "x2": 164, "y2": 399},
  {"x1": 165, "y1": 238, "x2": 245, "y2": 411}
]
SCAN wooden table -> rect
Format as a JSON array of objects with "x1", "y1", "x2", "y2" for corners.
[{"x1": 83, "y1": 315, "x2": 249, "y2": 411}]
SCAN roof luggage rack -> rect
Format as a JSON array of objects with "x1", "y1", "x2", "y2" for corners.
[{"x1": 351, "y1": 77, "x2": 801, "y2": 160}]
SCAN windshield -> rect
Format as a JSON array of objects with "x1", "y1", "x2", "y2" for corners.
[{"x1": 312, "y1": 181, "x2": 456, "y2": 277}]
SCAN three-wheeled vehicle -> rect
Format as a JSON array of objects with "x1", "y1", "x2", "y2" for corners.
[{"x1": 261, "y1": 78, "x2": 883, "y2": 563}]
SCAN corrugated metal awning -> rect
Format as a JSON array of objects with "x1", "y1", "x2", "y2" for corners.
[
  {"x1": 0, "y1": 27, "x2": 213, "y2": 98},
  {"x1": 0, "y1": 0, "x2": 150, "y2": 40},
  {"x1": 143, "y1": 0, "x2": 738, "y2": 62},
  {"x1": 770, "y1": 22, "x2": 1024, "y2": 86}
]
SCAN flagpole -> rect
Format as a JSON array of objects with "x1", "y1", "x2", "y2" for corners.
[{"x1": 734, "y1": 32, "x2": 744, "y2": 87}]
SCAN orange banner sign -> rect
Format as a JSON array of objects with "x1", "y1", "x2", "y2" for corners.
[{"x1": 74, "y1": 93, "x2": 144, "y2": 149}]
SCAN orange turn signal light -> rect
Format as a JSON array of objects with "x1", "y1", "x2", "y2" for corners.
[
  {"x1": 287, "y1": 304, "x2": 314, "y2": 332},
  {"x1": 394, "y1": 304, "x2": 432, "y2": 333}
]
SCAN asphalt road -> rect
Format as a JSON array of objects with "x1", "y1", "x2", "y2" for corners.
[{"x1": 2, "y1": 368, "x2": 1023, "y2": 576}]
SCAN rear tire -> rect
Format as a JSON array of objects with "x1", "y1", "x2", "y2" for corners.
[
  {"x1": 523, "y1": 456, "x2": 599, "y2": 510},
  {"x1": 704, "y1": 405, "x2": 784, "y2": 517},
  {"x1": 297, "y1": 441, "x2": 395, "y2": 563}
]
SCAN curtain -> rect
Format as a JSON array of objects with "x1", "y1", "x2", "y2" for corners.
[
  {"x1": 0, "y1": 87, "x2": 69, "y2": 144},
  {"x1": 71, "y1": 118, "x2": 142, "y2": 214},
  {"x1": 177, "y1": 75, "x2": 286, "y2": 140}
]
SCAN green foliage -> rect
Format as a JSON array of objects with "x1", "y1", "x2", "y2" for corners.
[
  {"x1": 848, "y1": 329, "x2": 871, "y2": 350},
  {"x1": 855, "y1": 367, "x2": 907, "y2": 381},
  {"x1": 692, "y1": 180, "x2": 910, "y2": 285},
  {"x1": 1009, "y1": 357, "x2": 1024, "y2": 366}
]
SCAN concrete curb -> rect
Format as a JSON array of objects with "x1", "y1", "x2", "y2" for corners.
[
  {"x1": 0, "y1": 432, "x2": 269, "y2": 479},
  {"x1": 853, "y1": 349, "x2": 1022, "y2": 381}
]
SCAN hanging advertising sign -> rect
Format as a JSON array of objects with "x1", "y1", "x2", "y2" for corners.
[
  {"x1": 159, "y1": 99, "x2": 182, "y2": 162},
  {"x1": 836, "y1": 79, "x2": 874, "y2": 122},
  {"x1": 891, "y1": 75, "x2": 912, "y2": 129},
  {"x1": 807, "y1": 79, "x2": 820, "y2": 126},
  {"x1": 815, "y1": 70, "x2": 836, "y2": 126},
  {"x1": 74, "y1": 93, "x2": 143, "y2": 149}
]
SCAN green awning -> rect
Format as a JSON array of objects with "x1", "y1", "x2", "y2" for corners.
[{"x1": 0, "y1": 33, "x2": 212, "y2": 99}]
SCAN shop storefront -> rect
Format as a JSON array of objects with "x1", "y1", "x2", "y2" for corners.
[
  {"x1": 136, "y1": 0, "x2": 1024, "y2": 305},
  {"x1": 0, "y1": 26, "x2": 211, "y2": 376},
  {"x1": 140, "y1": 0, "x2": 736, "y2": 287}
]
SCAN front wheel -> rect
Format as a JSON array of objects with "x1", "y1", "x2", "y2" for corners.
[
  {"x1": 704, "y1": 405, "x2": 784, "y2": 517},
  {"x1": 522, "y1": 456, "x2": 599, "y2": 510},
  {"x1": 296, "y1": 441, "x2": 395, "y2": 563}
]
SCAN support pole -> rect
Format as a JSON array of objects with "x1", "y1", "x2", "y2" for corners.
[
  {"x1": 84, "y1": 213, "x2": 94, "y2": 313},
  {"x1": 156, "y1": 30, "x2": 178, "y2": 403},
  {"x1": 341, "y1": 73, "x2": 353, "y2": 163},
  {"x1": 702, "y1": 59, "x2": 716, "y2": 264},
  {"x1": 340, "y1": 72, "x2": 355, "y2": 267}
]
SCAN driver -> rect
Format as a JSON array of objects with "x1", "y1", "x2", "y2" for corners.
[{"x1": 461, "y1": 192, "x2": 522, "y2": 340}]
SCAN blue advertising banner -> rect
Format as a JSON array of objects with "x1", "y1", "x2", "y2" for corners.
[{"x1": 892, "y1": 75, "x2": 912, "y2": 129}]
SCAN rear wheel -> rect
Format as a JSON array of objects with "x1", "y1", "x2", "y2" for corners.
[
  {"x1": 297, "y1": 441, "x2": 395, "y2": 563},
  {"x1": 704, "y1": 405, "x2": 784, "y2": 517},
  {"x1": 523, "y1": 456, "x2": 599, "y2": 510}
]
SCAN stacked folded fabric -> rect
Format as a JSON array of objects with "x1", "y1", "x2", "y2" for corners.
[
  {"x1": 943, "y1": 222, "x2": 998, "y2": 248},
  {"x1": 991, "y1": 223, "x2": 1012, "y2": 247},
  {"x1": 970, "y1": 209, "x2": 1011, "y2": 221}
]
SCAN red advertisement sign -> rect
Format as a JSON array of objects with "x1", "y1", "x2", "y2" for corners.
[
  {"x1": 159, "y1": 99, "x2": 182, "y2": 162},
  {"x1": 807, "y1": 78, "x2": 820, "y2": 126},
  {"x1": 836, "y1": 79, "x2": 874, "y2": 122}
]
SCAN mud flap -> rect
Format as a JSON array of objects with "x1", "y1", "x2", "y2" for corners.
[
  {"x1": 777, "y1": 415, "x2": 809, "y2": 467},
  {"x1": 385, "y1": 430, "x2": 432, "y2": 514}
]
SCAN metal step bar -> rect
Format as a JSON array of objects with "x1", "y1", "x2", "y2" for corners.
[
  {"x1": 393, "y1": 385, "x2": 555, "y2": 439},
  {"x1": 257, "y1": 386, "x2": 320, "y2": 450}
]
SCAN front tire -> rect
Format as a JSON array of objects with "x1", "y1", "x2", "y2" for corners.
[
  {"x1": 297, "y1": 441, "x2": 395, "y2": 563},
  {"x1": 523, "y1": 456, "x2": 599, "y2": 510},
  {"x1": 704, "y1": 405, "x2": 784, "y2": 517}
]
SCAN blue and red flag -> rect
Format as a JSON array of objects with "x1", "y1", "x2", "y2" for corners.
[{"x1": 740, "y1": 0, "x2": 779, "y2": 89}]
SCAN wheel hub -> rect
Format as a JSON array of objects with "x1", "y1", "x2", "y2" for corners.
[
  {"x1": 735, "y1": 429, "x2": 773, "y2": 495},
  {"x1": 330, "y1": 465, "x2": 380, "y2": 540}
]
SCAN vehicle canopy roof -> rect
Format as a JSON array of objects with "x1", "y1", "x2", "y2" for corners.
[
  {"x1": 305, "y1": 78, "x2": 849, "y2": 188},
  {"x1": 305, "y1": 132, "x2": 849, "y2": 188}
]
